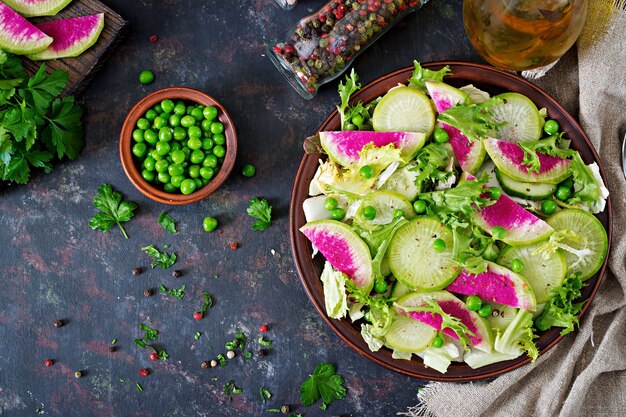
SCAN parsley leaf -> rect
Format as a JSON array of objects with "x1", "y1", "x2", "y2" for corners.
[
  {"x1": 194, "y1": 332, "x2": 202, "y2": 340},
  {"x1": 158, "y1": 283, "x2": 186, "y2": 299},
  {"x1": 88, "y1": 184, "x2": 138, "y2": 239},
  {"x1": 258, "y1": 336, "x2": 272, "y2": 347},
  {"x1": 259, "y1": 387, "x2": 272, "y2": 403},
  {"x1": 299, "y1": 363, "x2": 346, "y2": 407},
  {"x1": 157, "y1": 211, "x2": 176, "y2": 234},
  {"x1": 224, "y1": 380, "x2": 242, "y2": 401},
  {"x1": 225, "y1": 332, "x2": 246, "y2": 351},
  {"x1": 247, "y1": 197, "x2": 272, "y2": 231},
  {"x1": 200, "y1": 291, "x2": 213, "y2": 314},
  {"x1": 141, "y1": 244, "x2": 177, "y2": 268},
  {"x1": 41, "y1": 96, "x2": 84, "y2": 159}
]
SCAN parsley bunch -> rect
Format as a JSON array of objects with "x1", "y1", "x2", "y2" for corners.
[{"x1": 0, "y1": 50, "x2": 84, "y2": 184}]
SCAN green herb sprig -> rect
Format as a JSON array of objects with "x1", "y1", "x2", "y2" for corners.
[
  {"x1": 157, "y1": 212, "x2": 176, "y2": 234},
  {"x1": 141, "y1": 244, "x2": 177, "y2": 269},
  {"x1": 88, "y1": 184, "x2": 137, "y2": 239},
  {"x1": 299, "y1": 362, "x2": 347, "y2": 408},
  {"x1": 159, "y1": 283, "x2": 186, "y2": 300},
  {"x1": 247, "y1": 197, "x2": 272, "y2": 231}
]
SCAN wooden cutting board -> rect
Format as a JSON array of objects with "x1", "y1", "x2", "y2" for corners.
[{"x1": 22, "y1": 0, "x2": 128, "y2": 96}]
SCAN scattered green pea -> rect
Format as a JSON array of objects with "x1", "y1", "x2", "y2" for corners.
[
  {"x1": 374, "y1": 280, "x2": 388, "y2": 294},
  {"x1": 138, "y1": 70, "x2": 154, "y2": 85},
  {"x1": 555, "y1": 185, "x2": 571, "y2": 201},
  {"x1": 477, "y1": 304, "x2": 492, "y2": 317},
  {"x1": 242, "y1": 164, "x2": 256, "y2": 177},
  {"x1": 324, "y1": 197, "x2": 339, "y2": 211},
  {"x1": 510, "y1": 259, "x2": 524, "y2": 273},
  {"x1": 431, "y1": 335, "x2": 444, "y2": 348},
  {"x1": 330, "y1": 208, "x2": 346, "y2": 221},
  {"x1": 488, "y1": 186, "x2": 502, "y2": 200},
  {"x1": 543, "y1": 119, "x2": 559, "y2": 135},
  {"x1": 363, "y1": 205, "x2": 377, "y2": 220},
  {"x1": 203, "y1": 216, "x2": 218, "y2": 232},
  {"x1": 413, "y1": 199, "x2": 427, "y2": 214}
]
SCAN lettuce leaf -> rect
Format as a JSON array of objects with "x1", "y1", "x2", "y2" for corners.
[
  {"x1": 408, "y1": 61, "x2": 451, "y2": 91},
  {"x1": 346, "y1": 280, "x2": 393, "y2": 338},
  {"x1": 409, "y1": 143, "x2": 454, "y2": 191},
  {"x1": 437, "y1": 97, "x2": 504, "y2": 142},
  {"x1": 533, "y1": 230, "x2": 592, "y2": 273},
  {"x1": 416, "y1": 339, "x2": 461, "y2": 373},
  {"x1": 534, "y1": 272, "x2": 585, "y2": 335},
  {"x1": 419, "y1": 172, "x2": 494, "y2": 218},
  {"x1": 361, "y1": 323, "x2": 385, "y2": 352},
  {"x1": 319, "y1": 261, "x2": 349, "y2": 319},
  {"x1": 494, "y1": 309, "x2": 539, "y2": 362}
]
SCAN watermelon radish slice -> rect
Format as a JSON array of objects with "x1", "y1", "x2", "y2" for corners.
[
  {"x1": 484, "y1": 137, "x2": 571, "y2": 184},
  {"x1": 27, "y1": 13, "x2": 105, "y2": 60},
  {"x1": 300, "y1": 220, "x2": 374, "y2": 292},
  {"x1": 426, "y1": 81, "x2": 487, "y2": 174},
  {"x1": 446, "y1": 262, "x2": 537, "y2": 311},
  {"x1": 0, "y1": 2, "x2": 52, "y2": 54},
  {"x1": 396, "y1": 291, "x2": 493, "y2": 353},
  {"x1": 2, "y1": 0, "x2": 71, "y2": 17},
  {"x1": 319, "y1": 131, "x2": 426, "y2": 167},
  {"x1": 472, "y1": 192, "x2": 553, "y2": 246}
]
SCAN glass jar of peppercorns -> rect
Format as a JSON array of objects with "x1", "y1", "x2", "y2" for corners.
[
  {"x1": 269, "y1": 0, "x2": 428, "y2": 99},
  {"x1": 275, "y1": 0, "x2": 297, "y2": 10}
]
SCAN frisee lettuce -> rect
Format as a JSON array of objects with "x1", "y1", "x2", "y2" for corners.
[
  {"x1": 346, "y1": 280, "x2": 393, "y2": 338},
  {"x1": 409, "y1": 143, "x2": 454, "y2": 191},
  {"x1": 437, "y1": 97, "x2": 504, "y2": 142},
  {"x1": 494, "y1": 309, "x2": 539, "y2": 362},
  {"x1": 535, "y1": 272, "x2": 585, "y2": 335},
  {"x1": 533, "y1": 230, "x2": 592, "y2": 272},
  {"x1": 319, "y1": 261, "x2": 349, "y2": 319},
  {"x1": 408, "y1": 61, "x2": 451, "y2": 91}
]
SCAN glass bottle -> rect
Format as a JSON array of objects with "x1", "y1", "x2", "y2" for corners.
[
  {"x1": 463, "y1": 0, "x2": 588, "y2": 71},
  {"x1": 269, "y1": 0, "x2": 429, "y2": 99}
]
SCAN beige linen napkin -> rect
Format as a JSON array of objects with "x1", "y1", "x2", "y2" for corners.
[{"x1": 402, "y1": 1, "x2": 626, "y2": 416}]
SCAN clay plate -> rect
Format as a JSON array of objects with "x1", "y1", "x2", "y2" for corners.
[
  {"x1": 289, "y1": 62, "x2": 612, "y2": 381},
  {"x1": 120, "y1": 87, "x2": 237, "y2": 205}
]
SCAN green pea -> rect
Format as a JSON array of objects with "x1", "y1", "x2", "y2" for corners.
[
  {"x1": 555, "y1": 185, "x2": 571, "y2": 201},
  {"x1": 201, "y1": 178, "x2": 210, "y2": 186},
  {"x1": 191, "y1": 108, "x2": 204, "y2": 121},
  {"x1": 543, "y1": 119, "x2": 559, "y2": 135},
  {"x1": 392, "y1": 209, "x2": 404, "y2": 219},
  {"x1": 374, "y1": 279, "x2": 388, "y2": 294},
  {"x1": 433, "y1": 238, "x2": 446, "y2": 252},
  {"x1": 138, "y1": 70, "x2": 154, "y2": 85},
  {"x1": 201, "y1": 119, "x2": 212, "y2": 132},
  {"x1": 173, "y1": 126, "x2": 187, "y2": 141},
  {"x1": 210, "y1": 122, "x2": 224, "y2": 134},
  {"x1": 160, "y1": 99, "x2": 175, "y2": 114},
  {"x1": 186, "y1": 105, "x2": 195, "y2": 115},
  {"x1": 181, "y1": 146, "x2": 191, "y2": 158},
  {"x1": 561, "y1": 179, "x2": 574, "y2": 189},
  {"x1": 541, "y1": 199, "x2": 557, "y2": 215},
  {"x1": 171, "y1": 149, "x2": 186, "y2": 164},
  {"x1": 181, "y1": 115, "x2": 195, "y2": 128},
  {"x1": 203, "y1": 216, "x2": 218, "y2": 232},
  {"x1": 132, "y1": 129, "x2": 145, "y2": 142},
  {"x1": 345, "y1": 123, "x2": 357, "y2": 131},
  {"x1": 158, "y1": 127, "x2": 172, "y2": 142},
  {"x1": 188, "y1": 126, "x2": 202, "y2": 139},
  {"x1": 153, "y1": 116, "x2": 167, "y2": 130},
  {"x1": 145, "y1": 109, "x2": 158, "y2": 121},
  {"x1": 188, "y1": 165, "x2": 201, "y2": 179},
  {"x1": 194, "y1": 178, "x2": 203, "y2": 189},
  {"x1": 363, "y1": 205, "x2": 376, "y2": 220},
  {"x1": 213, "y1": 133, "x2": 226, "y2": 145},
  {"x1": 136, "y1": 118, "x2": 150, "y2": 130},
  {"x1": 203, "y1": 154, "x2": 218, "y2": 168},
  {"x1": 466, "y1": 295, "x2": 482, "y2": 312},
  {"x1": 190, "y1": 149, "x2": 205, "y2": 164},
  {"x1": 488, "y1": 187, "x2": 502, "y2": 200},
  {"x1": 141, "y1": 169, "x2": 155, "y2": 182},
  {"x1": 478, "y1": 304, "x2": 492, "y2": 318},
  {"x1": 150, "y1": 149, "x2": 164, "y2": 161},
  {"x1": 324, "y1": 197, "x2": 338, "y2": 211},
  {"x1": 155, "y1": 141, "x2": 171, "y2": 156},
  {"x1": 413, "y1": 199, "x2": 427, "y2": 214},
  {"x1": 170, "y1": 175, "x2": 184, "y2": 187},
  {"x1": 157, "y1": 171, "x2": 171, "y2": 183},
  {"x1": 202, "y1": 138, "x2": 214, "y2": 150},
  {"x1": 212, "y1": 145, "x2": 225, "y2": 158},
  {"x1": 155, "y1": 159, "x2": 169, "y2": 173},
  {"x1": 510, "y1": 259, "x2": 524, "y2": 273},
  {"x1": 180, "y1": 179, "x2": 196, "y2": 195},
  {"x1": 188, "y1": 137, "x2": 202, "y2": 150},
  {"x1": 168, "y1": 114, "x2": 181, "y2": 127},
  {"x1": 331, "y1": 208, "x2": 345, "y2": 221},
  {"x1": 143, "y1": 156, "x2": 156, "y2": 171},
  {"x1": 433, "y1": 127, "x2": 449, "y2": 143},
  {"x1": 492, "y1": 226, "x2": 507, "y2": 240},
  {"x1": 170, "y1": 142, "x2": 181, "y2": 152},
  {"x1": 132, "y1": 142, "x2": 148, "y2": 158},
  {"x1": 359, "y1": 165, "x2": 374, "y2": 179},
  {"x1": 152, "y1": 103, "x2": 163, "y2": 113},
  {"x1": 242, "y1": 164, "x2": 255, "y2": 177},
  {"x1": 168, "y1": 163, "x2": 185, "y2": 177},
  {"x1": 203, "y1": 106, "x2": 218, "y2": 120},
  {"x1": 173, "y1": 103, "x2": 186, "y2": 116},
  {"x1": 431, "y1": 335, "x2": 444, "y2": 348},
  {"x1": 144, "y1": 129, "x2": 157, "y2": 145},
  {"x1": 200, "y1": 167, "x2": 214, "y2": 180}
]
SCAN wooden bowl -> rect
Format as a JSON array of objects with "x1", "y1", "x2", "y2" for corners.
[
  {"x1": 289, "y1": 62, "x2": 613, "y2": 381},
  {"x1": 120, "y1": 87, "x2": 237, "y2": 205}
]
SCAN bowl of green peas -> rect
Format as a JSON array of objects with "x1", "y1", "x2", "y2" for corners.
[{"x1": 120, "y1": 87, "x2": 237, "y2": 204}]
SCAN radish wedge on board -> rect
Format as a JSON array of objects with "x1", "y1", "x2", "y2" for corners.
[{"x1": 0, "y1": 2, "x2": 52, "y2": 54}]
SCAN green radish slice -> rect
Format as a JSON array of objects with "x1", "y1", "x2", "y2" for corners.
[
  {"x1": 372, "y1": 86, "x2": 435, "y2": 136},
  {"x1": 379, "y1": 161, "x2": 422, "y2": 201},
  {"x1": 492, "y1": 92, "x2": 544, "y2": 143},
  {"x1": 391, "y1": 280, "x2": 411, "y2": 300},
  {"x1": 495, "y1": 168, "x2": 557, "y2": 200},
  {"x1": 387, "y1": 217, "x2": 459, "y2": 290},
  {"x1": 2, "y1": 0, "x2": 72, "y2": 17},
  {"x1": 384, "y1": 313, "x2": 437, "y2": 353},
  {"x1": 485, "y1": 304, "x2": 519, "y2": 332},
  {"x1": 546, "y1": 209, "x2": 608, "y2": 280},
  {"x1": 354, "y1": 190, "x2": 416, "y2": 230},
  {"x1": 498, "y1": 243, "x2": 567, "y2": 304}
]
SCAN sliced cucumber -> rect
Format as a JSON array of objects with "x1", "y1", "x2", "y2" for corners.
[
  {"x1": 354, "y1": 190, "x2": 416, "y2": 230},
  {"x1": 384, "y1": 313, "x2": 437, "y2": 353},
  {"x1": 492, "y1": 92, "x2": 543, "y2": 143},
  {"x1": 372, "y1": 86, "x2": 435, "y2": 136},
  {"x1": 387, "y1": 218, "x2": 459, "y2": 290},
  {"x1": 546, "y1": 209, "x2": 608, "y2": 280},
  {"x1": 498, "y1": 243, "x2": 567, "y2": 304},
  {"x1": 495, "y1": 168, "x2": 557, "y2": 200},
  {"x1": 485, "y1": 303, "x2": 519, "y2": 332}
]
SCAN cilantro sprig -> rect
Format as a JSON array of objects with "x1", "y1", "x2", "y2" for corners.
[
  {"x1": 88, "y1": 183, "x2": 138, "y2": 239},
  {"x1": 247, "y1": 197, "x2": 272, "y2": 231},
  {"x1": 0, "y1": 51, "x2": 84, "y2": 184},
  {"x1": 141, "y1": 244, "x2": 177, "y2": 269},
  {"x1": 299, "y1": 362, "x2": 347, "y2": 408}
]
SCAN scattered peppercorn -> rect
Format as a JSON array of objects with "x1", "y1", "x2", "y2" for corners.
[
  {"x1": 132, "y1": 267, "x2": 142, "y2": 276},
  {"x1": 259, "y1": 324, "x2": 268, "y2": 333},
  {"x1": 258, "y1": 348, "x2": 267, "y2": 358},
  {"x1": 210, "y1": 359, "x2": 218, "y2": 367},
  {"x1": 281, "y1": 405, "x2": 290, "y2": 414},
  {"x1": 193, "y1": 312, "x2": 203, "y2": 321},
  {"x1": 74, "y1": 371, "x2": 82, "y2": 379},
  {"x1": 54, "y1": 319, "x2": 63, "y2": 328},
  {"x1": 226, "y1": 350, "x2": 235, "y2": 359},
  {"x1": 144, "y1": 289, "x2": 153, "y2": 297},
  {"x1": 109, "y1": 346, "x2": 117, "y2": 353},
  {"x1": 149, "y1": 352, "x2": 159, "y2": 361},
  {"x1": 149, "y1": 34, "x2": 158, "y2": 43},
  {"x1": 139, "y1": 368, "x2": 150, "y2": 377},
  {"x1": 492, "y1": 309, "x2": 500, "y2": 317},
  {"x1": 201, "y1": 361, "x2": 210, "y2": 369},
  {"x1": 172, "y1": 269, "x2": 182, "y2": 278},
  {"x1": 44, "y1": 359, "x2": 53, "y2": 367},
  {"x1": 229, "y1": 242, "x2": 238, "y2": 250}
]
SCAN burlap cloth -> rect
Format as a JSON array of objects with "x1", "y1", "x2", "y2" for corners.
[{"x1": 401, "y1": 1, "x2": 626, "y2": 416}]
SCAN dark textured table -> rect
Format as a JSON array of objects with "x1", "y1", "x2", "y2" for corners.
[{"x1": 0, "y1": 1, "x2": 482, "y2": 415}]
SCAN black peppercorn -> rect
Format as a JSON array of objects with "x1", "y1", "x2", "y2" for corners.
[
  {"x1": 54, "y1": 319, "x2": 63, "y2": 328},
  {"x1": 172, "y1": 270, "x2": 182, "y2": 278},
  {"x1": 144, "y1": 289, "x2": 153, "y2": 297},
  {"x1": 132, "y1": 267, "x2": 142, "y2": 276},
  {"x1": 201, "y1": 361, "x2": 209, "y2": 369},
  {"x1": 258, "y1": 348, "x2": 267, "y2": 358},
  {"x1": 109, "y1": 346, "x2": 117, "y2": 353}
]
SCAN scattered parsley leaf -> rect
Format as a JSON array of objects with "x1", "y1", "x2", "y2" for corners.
[
  {"x1": 159, "y1": 283, "x2": 186, "y2": 299},
  {"x1": 216, "y1": 354, "x2": 227, "y2": 367},
  {"x1": 157, "y1": 211, "x2": 176, "y2": 234},
  {"x1": 194, "y1": 332, "x2": 202, "y2": 340},
  {"x1": 299, "y1": 363, "x2": 347, "y2": 407},
  {"x1": 88, "y1": 184, "x2": 137, "y2": 239},
  {"x1": 142, "y1": 244, "x2": 177, "y2": 269},
  {"x1": 225, "y1": 332, "x2": 246, "y2": 351},
  {"x1": 111, "y1": 338, "x2": 117, "y2": 345},
  {"x1": 266, "y1": 409, "x2": 281, "y2": 413},
  {"x1": 244, "y1": 351, "x2": 252, "y2": 360},
  {"x1": 135, "y1": 383, "x2": 143, "y2": 393},
  {"x1": 258, "y1": 336, "x2": 273, "y2": 347},
  {"x1": 224, "y1": 380, "x2": 242, "y2": 401},
  {"x1": 158, "y1": 349, "x2": 169, "y2": 361},
  {"x1": 259, "y1": 387, "x2": 272, "y2": 403},
  {"x1": 200, "y1": 291, "x2": 213, "y2": 314},
  {"x1": 247, "y1": 197, "x2": 272, "y2": 231}
]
